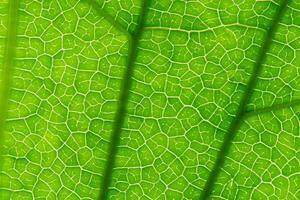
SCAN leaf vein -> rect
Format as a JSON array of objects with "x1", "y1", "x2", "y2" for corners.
[
  {"x1": 245, "y1": 99, "x2": 300, "y2": 117},
  {"x1": 98, "y1": 1, "x2": 151, "y2": 199},
  {"x1": 83, "y1": 0, "x2": 131, "y2": 38},
  {"x1": 199, "y1": 0, "x2": 290, "y2": 199},
  {"x1": 0, "y1": 0, "x2": 19, "y2": 166}
]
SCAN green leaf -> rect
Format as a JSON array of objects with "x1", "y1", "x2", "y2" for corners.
[
  {"x1": 0, "y1": 0, "x2": 299, "y2": 199},
  {"x1": 212, "y1": 107, "x2": 300, "y2": 199}
]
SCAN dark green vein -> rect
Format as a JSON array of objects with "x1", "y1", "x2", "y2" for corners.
[
  {"x1": 200, "y1": 0, "x2": 289, "y2": 199},
  {"x1": 82, "y1": 0, "x2": 130, "y2": 38},
  {"x1": 245, "y1": 99, "x2": 300, "y2": 117},
  {"x1": 0, "y1": 0, "x2": 19, "y2": 168},
  {"x1": 98, "y1": 0, "x2": 151, "y2": 199}
]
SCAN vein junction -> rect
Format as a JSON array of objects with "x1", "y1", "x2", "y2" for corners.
[{"x1": 200, "y1": 0, "x2": 290, "y2": 199}]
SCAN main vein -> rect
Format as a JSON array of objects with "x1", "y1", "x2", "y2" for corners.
[
  {"x1": 98, "y1": 1, "x2": 150, "y2": 199},
  {"x1": 0, "y1": 0, "x2": 19, "y2": 165},
  {"x1": 200, "y1": 0, "x2": 289, "y2": 199}
]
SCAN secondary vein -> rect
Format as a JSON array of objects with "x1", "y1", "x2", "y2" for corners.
[
  {"x1": 199, "y1": 0, "x2": 289, "y2": 199},
  {"x1": 83, "y1": 0, "x2": 130, "y2": 38},
  {"x1": 245, "y1": 99, "x2": 300, "y2": 117},
  {"x1": 0, "y1": 0, "x2": 19, "y2": 167},
  {"x1": 98, "y1": 0, "x2": 151, "y2": 199}
]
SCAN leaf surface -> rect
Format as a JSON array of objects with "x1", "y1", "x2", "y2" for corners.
[{"x1": 0, "y1": 0, "x2": 299, "y2": 200}]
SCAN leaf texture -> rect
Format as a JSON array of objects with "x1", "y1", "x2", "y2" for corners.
[
  {"x1": 212, "y1": 107, "x2": 300, "y2": 199},
  {"x1": 0, "y1": 0, "x2": 299, "y2": 200}
]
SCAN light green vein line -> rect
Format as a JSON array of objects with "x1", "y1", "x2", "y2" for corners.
[
  {"x1": 144, "y1": 23, "x2": 265, "y2": 33},
  {"x1": 199, "y1": 0, "x2": 289, "y2": 199},
  {"x1": 82, "y1": 0, "x2": 131, "y2": 38},
  {"x1": 98, "y1": 0, "x2": 151, "y2": 199},
  {"x1": 245, "y1": 99, "x2": 300, "y2": 117},
  {"x1": 0, "y1": 0, "x2": 19, "y2": 170}
]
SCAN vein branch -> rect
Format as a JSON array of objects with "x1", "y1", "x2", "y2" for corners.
[
  {"x1": 0, "y1": 0, "x2": 19, "y2": 163},
  {"x1": 83, "y1": 0, "x2": 131, "y2": 38},
  {"x1": 199, "y1": 1, "x2": 289, "y2": 199},
  {"x1": 245, "y1": 99, "x2": 300, "y2": 117},
  {"x1": 98, "y1": 1, "x2": 151, "y2": 199}
]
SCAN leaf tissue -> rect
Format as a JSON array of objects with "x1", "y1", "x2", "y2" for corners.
[{"x1": 0, "y1": 0, "x2": 299, "y2": 199}]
